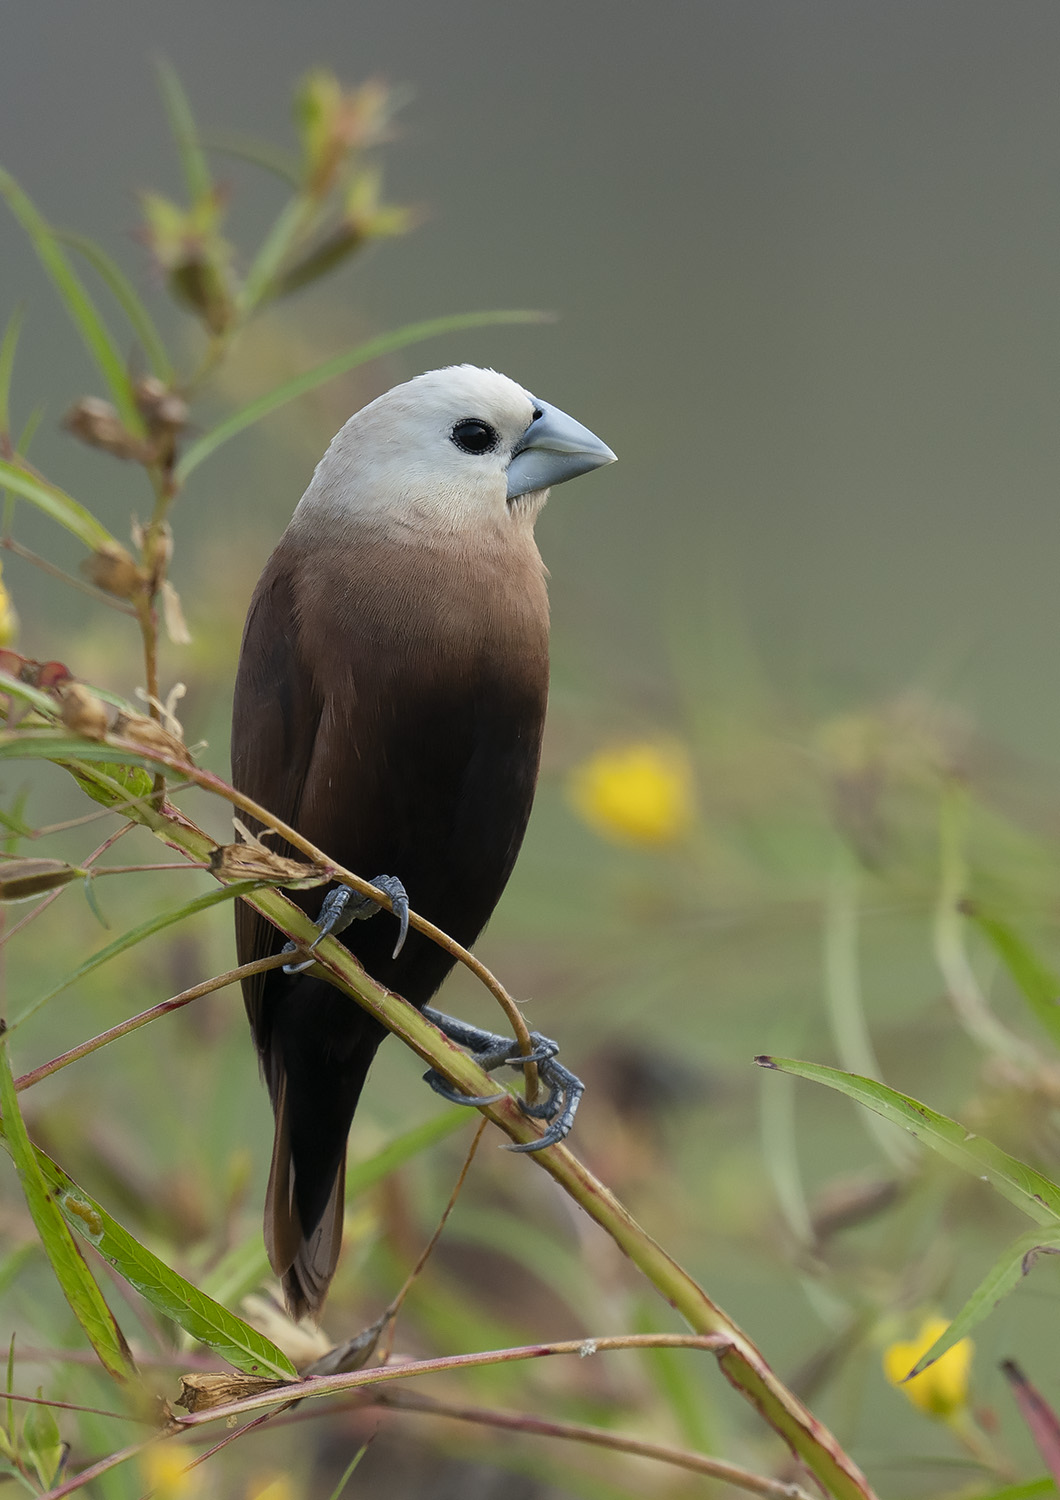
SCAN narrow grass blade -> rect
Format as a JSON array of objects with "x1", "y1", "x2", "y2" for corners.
[
  {"x1": 57, "y1": 232, "x2": 174, "y2": 382},
  {"x1": 0, "y1": 169, "x2": 142, "y2": 432},
  {"x1": 908, "y1": 1230, "x2": 1060, "y2": 1378},
  {"x1": 175, "y1": 309, "x2": 550, "y2": 482},
  {"x1": 327, "y1": 1448, "x2": 369, "y2": 1499},
  {"x1": 0, "y1": 1039, "x2": 134, "y2": 1385},
  {"x1": 0, "y1": 461, "x2": 118, "y2": 553},
  {"x1": 239, "y1": 195, "x2": 313, "y2": 315},
  {"x1": 0, "y1": 307, "x2": 24, "y2": 436},
  {"x1": 757, "y1": 1056, "x2": 1060, "y2": 1227},
  {"x1": 18, "y1": 1144, "x2": 296, "y2": 1380},
  {"x1": 970, "y1": 1480, "x2": 1057, "y2": 1500},
  {"x1": 10, "y1": 882, "x2": 259, "y2": 1030},
  {"x1": 200, "y1": 133, "x2": 301, "y2": 185},
  {"x1": 155, "y1": 61, "x2": 211, "y2": 202},
  {"x1": 967, "y1": 906, "x2": 1060, "y2": 1052}
]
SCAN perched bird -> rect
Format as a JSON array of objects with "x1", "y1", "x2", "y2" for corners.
[{"x1": 232, "y1": 365, "x2": 615, "y2": 1318}]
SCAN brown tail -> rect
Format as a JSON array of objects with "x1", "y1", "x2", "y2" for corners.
[{"x1": 263, "y1": 1076, "x2": 346, "y2": 1321}]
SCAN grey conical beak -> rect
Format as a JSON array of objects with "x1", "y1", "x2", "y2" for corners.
[{"x1": 506, "y1": 399, "x2": 617, "y2": 501}]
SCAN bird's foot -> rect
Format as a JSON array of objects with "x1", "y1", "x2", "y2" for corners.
[
  {"x1": 421, "y1": 1006, "x2": 583, "y2": 1152},
  {"x1": 282, "y1": 875, "x2": 409, "y2": 973}
]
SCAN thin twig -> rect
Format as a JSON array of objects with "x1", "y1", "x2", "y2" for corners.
[
  {"x1": 0, "y1": 823, "x2": 134, "y2": 949},
  {"x1": 383, "y1": 1122, "x2": 491, "y2": 1332},
  {"x1": 0, "y1": 537, "x2": 137, "y2": 616},
  {"x1": 14, "y1": 953, "x2": 289, "y2": 1092},
  {"x1": 175, "y1": 1334, "x2": 731, "y2": 1429},
  {"x1": 31, "y1": 781, "x2": 195, "y2": 839},
  {"x1": 0, "y1": 1390, "x2": 144, "y2": 1422},
  {"x1": 376, "y1": 1389, "x2": 817, "y2": 1500}
]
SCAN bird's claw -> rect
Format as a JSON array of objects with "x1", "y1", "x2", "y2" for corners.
[
  {"x1": 421, "y1": 1006, "x2": 583, "y2": 1152},
  {"x1": 282, "y1": 874, "x2": 410, "y2": 973}
]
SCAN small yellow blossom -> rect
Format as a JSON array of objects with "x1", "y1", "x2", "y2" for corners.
[
  {"x1": 246, "y1": 1476, "x2": 299, "y2": 1500},
  {"x1": 139, "y1": 1446, "x2": 202, "y2": 1499},
  {"x1": 567, "y1": 741, "x2": 696, "y2": 846},
  {"x1": 882, "y1": 1315, "x2": 973, "y2": 1418},
  {"x1": 0, "y1": 561, "x2": 18, "y2": 646}
]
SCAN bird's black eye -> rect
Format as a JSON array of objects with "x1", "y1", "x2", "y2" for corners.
[{"x1": 451, "y1": 418, "x2": 500, "y2": 454}]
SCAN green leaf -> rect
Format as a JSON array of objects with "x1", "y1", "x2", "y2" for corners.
[
  {"x1": 23, "y1": 1145, "x2": 297, "y2": 1380},
  {"x1": 175, "y1": 309, "x2": 550, "y2": 482},
  {"x1": 70, "y1": 761, "x2": 155, "y2": 809},
  {"x1": 0, "y1": 1037, "x2": 135, "y2": 1384},
  {"x1": 57, "y1": 231, "x2": 174, "y2": 382},
  {"x1": 22, "y1": 1392, "x2": 63, "y2": 1489},
  {"x1": 0, "y1": 168, "x2": 143, "y2": 432},
  {"x1": 967, "y1": 905, "x2": 1060, "y2": 1051},
  {"x1": 0, "y1": 460, "x2": 119, "y2": 552},
  {"x1": 0, "y1": 305, "x2": 24, "y2": 437},
  {"x1": 908, "y1": 1230, "x2": 1060, "y2": 1378},
  {"x1": 155, "y1": 61, "x2": 212, "y2": 203},
  {"x1": 757, "y1": 1056, "x2": 1060, "y2": 1227},
  {"x1": 10, "y1": 881, "x2": 258, "y2": 1031}
]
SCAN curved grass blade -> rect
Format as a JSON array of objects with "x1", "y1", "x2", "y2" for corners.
[
  {"x1": 10, "y1": 882, "x2": 258, "y2": 1031},
  {"x1": 966, "y1": 905, "x2": 1060, "y2": 1052},
  {"x1": 175, "y1": 309, "x2": 550, "y2": 482},
  {"x1": 0, "y1": 306, "x2": 24, "y2": 437},
  {"x1": 199, "y1": 133, "x2": 301, "y2": 186},
  {"x1": 0, "y1": 462, "x2": 119, "y2": 553},
  {"x1": 155, "y1": 61, "x2": 211, "y2": 203},
  {"x1": 0, "y1": 1039, "x2": 135, "y2": 1385},
  {"x1": 757, "y1": 1056, "x2": 1060, "y2": 1227},
  {"x1": 24, "y1": 1147, "x2": 296, "y2": 1380},
  {"x1": 0, "y1": 169, "x2": 142, "y2": 433},
  {"x1": 57, "y1": 232, "x2": 174, "y2": 382},
  {"x1": 239, "y1": 195, "x2": 313, "y2": 315},
  {"x1": 908, "y1": 1230, "x2": 1060, "y2": 1378}
]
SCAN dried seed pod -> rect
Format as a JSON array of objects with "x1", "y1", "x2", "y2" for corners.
[
  {"x1": 135, "y1": 376, "x2": 189, "y2": 435},
  {"x1": 0, "y1": 858, "x2": 87, "y2": 902},
  {"x1": 60, "y1": 682, "x2": 114, "y2": 740},
  {"x1": 209, "y1": 842, "x2": 329, "y2": 888},
  {"x1": 63, "y1": 398, "x2": 151, "y2": 462},
  {"x1": 175, "y1": 1373, "x2": 286, "y2": 1413},
  {"x1": 112, "y1": 711, "x2": 192, "y2": 765},
  {"x1": 82, "y1": 543, "x2": 148, "y2": 601}
]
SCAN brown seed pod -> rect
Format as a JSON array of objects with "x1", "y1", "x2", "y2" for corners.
[
  {"x1": 0, "y1": 858, "x2": 87, "y2": 902},
  {"x1": 82, "y1": 543, "x2": 149, "y2": 601},
  {"x1": 60, "y1": 682, "x2": 114, "y2": 740}
]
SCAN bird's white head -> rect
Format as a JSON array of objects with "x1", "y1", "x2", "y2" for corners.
[{"x1": 294, "y1": 365, "x2": 616, "y2": 539}]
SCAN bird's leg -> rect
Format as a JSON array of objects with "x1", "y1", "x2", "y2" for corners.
[
  {"x1": 282, "y1": 875, "x2": 410, "y2": 973},
  {"x1": 420, "y1": 1005, "x2": 584, "y2": 1152}
]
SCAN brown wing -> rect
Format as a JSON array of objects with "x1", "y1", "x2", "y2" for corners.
[{"x1": 231, "y1": 548, "x2": 324, "y2": 1038}]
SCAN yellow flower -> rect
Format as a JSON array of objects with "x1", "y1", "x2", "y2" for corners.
[
  {"x1": 882, "y1": 1315, "x2": 973, "y2": 1418},
  {"x1": 0, "y1": 561, "x2": 18, "y2": 647},
  {"x1": 138, "y1": 1446, "x2": 201, "y2": 1498},
  {"x1": 246, "y1": 1477, "x2": 298, "y2": 1500},
  {"x1": 568, "y1": 741, "x2": 695, "y2": 845}
]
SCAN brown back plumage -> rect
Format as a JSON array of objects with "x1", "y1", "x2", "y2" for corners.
[{"x1": 232, "y1": 521, "x2": 550, "y2": 1318}]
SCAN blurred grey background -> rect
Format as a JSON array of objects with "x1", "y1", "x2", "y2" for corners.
[{"x1": 3, "y1": 0, "x2": 1060, "y2": 753}]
